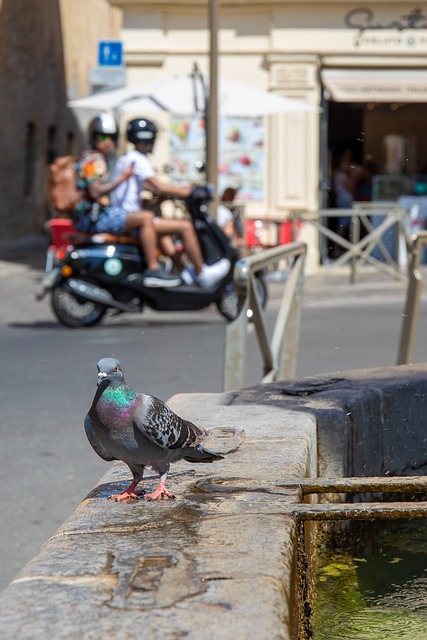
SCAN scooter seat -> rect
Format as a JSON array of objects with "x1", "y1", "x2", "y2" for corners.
[
  {"x1": 46, "y1": 219, "x2": 140, "y2": 248},
  {"x1": 72, "y1": 233, "x2": 140, "y2": 246}
]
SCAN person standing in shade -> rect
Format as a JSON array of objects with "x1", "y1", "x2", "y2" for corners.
[
  {"x1": 216, "y1": 187, "x2": 245, "y2": 249},
  {"x1": 330, "y1": 149, "x2": 364, "y2": 258}
]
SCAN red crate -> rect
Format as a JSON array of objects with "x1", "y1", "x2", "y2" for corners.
[
  {"x1": 47, "y1": 218, "x2": 77, "y2": 248},
  {"x1": 244, "y1": 220, "x2": 278, "y2": 248},
  {"x1": 278, "y1": 221, "x2": 301, "y2": 245}
]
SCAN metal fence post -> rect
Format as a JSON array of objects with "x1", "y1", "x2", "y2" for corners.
[
  {"x1": 397, "y1": 232, "x2": 427, "y2": 365},
  {"x1": 265, "y1": 253, "x2": 305, "y2": 382},
  {"x1": 223, "y1": 242, "x2": 307, "y2": 391}
]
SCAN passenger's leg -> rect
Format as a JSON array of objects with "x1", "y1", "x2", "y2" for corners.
[
  {"x1": 154, "y1": 218, "x2": 230, "y2": 289},
  {"x1": 158, "y1": 235, "x2": 185, "y2": 272},
  {"x1": 124, "y1": 211, "x2": 159, "y2": 270},
  {"x1": 154, "y1": 218, "x2": 204, "y2": 274},
  {"x1": 124, "y1": 211, "x2": 181, "y2": 287}
]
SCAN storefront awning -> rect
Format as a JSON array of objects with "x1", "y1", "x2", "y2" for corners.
[{"x1": 321, "y1": 69, "x2": 427, "y2": 103}]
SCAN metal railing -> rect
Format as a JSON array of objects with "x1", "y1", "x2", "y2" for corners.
[
  {"x1": 223, "y1": 242, "x2": 306, "y2": 392},
  {"x1": 292, "y1": 203, "x2": 408, "y2": 283},
  {"x1": 398, "y1": 231, "x2": 427, "y2": 364}
]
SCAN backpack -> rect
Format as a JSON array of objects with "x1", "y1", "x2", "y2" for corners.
[{"x1": 47, "y1": 155, "x2": 82, "y2": 214}]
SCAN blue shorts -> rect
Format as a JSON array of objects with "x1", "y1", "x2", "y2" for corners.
[{"x1": 75, "y1": 205, "x2": 128, "y2": 235}]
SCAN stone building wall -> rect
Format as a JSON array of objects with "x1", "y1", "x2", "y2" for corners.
[
  {"x1": 108, "y1": 0, "x2": 427, "y2": 273},
  {"x1": 0, "y1": 0, "x2": 121, "y2": 241},
  {"x1": 59, "y1": 0, "x2": 122, "y2": 100}
]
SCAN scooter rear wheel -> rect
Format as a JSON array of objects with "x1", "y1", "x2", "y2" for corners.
[
  {"x1": 51, "y1": 280, "x2": 106, "y2": 328},
  {"x1": 217, "y1": 275, "x2": 267, "y2": 322}
]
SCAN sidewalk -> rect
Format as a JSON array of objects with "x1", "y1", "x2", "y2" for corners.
[
  {"x1": 0, "y1": 234, "x2": 47, "y2": 272},
  {"x1": 0, "y1": 233, "x2": 47, "y2": 256},
  {"x1": 303, "y1": 264, "x2": 411, "y2": 307},
  {"x1": 265, "y1": 262, "x2": 413, "y2": 311}
]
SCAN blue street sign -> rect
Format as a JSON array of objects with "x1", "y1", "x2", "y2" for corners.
[{"x1": 98, "y1": 41, "x2": 123, "y2": 67}]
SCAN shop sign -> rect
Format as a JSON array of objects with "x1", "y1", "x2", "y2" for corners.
[
  {"x1": 345, "y1": 7, "x2": 427, "y2": 46},
  {"x1": 322, "y1": 70, "x2": 427, "y2": 102}
]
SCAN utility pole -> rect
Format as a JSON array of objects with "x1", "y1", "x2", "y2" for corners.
[{"x1": 206, "y1": 0, "x2": 218, "y2": 203}]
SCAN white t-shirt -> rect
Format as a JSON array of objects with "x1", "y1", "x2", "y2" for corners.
[
  {"x1": 110, "y1": 149, "x2": 155, "y2": 212},
  {"x1": 216, "y1": 204, "x2": 233, "y2": 228}
]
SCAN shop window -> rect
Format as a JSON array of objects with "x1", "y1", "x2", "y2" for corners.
[{"x1": 23, "y1": 121, "x2": 36, "y2": 197}]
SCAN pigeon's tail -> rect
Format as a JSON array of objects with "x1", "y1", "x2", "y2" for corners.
[{"x1": 183, "y1": 445, "x2": 224, "y2": 463}]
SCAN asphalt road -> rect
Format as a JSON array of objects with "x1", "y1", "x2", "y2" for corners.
[{"x1": 1, "y1": 248, "x2": 427, "y2": 590}]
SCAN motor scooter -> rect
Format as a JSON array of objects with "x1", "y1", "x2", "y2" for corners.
[{"x1": 37, "y1": 186, "x2": 267, "y2": 327}]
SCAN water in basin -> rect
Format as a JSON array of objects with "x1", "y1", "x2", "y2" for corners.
[{"x1": 312, "y1": 518, "x2": 427, "y2": 639}]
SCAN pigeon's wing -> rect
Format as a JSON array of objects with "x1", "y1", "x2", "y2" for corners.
[
  {"x1": 134, "y1": 394, "x2": 208, "y2": 450},
  {"x1": 84, "y1": 414, "x2": 118, "y2": 462}
]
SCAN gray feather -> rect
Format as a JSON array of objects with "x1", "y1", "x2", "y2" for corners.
[{"x1": 84, "y1": 414, "x2": 117, "y2": 462}]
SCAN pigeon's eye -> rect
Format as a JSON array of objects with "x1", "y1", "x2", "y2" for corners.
[{"x1": 114, "y1": 365, "x2": 119, "y2": 372}]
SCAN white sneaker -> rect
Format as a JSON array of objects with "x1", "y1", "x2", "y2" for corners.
[{"x1": 197, "y1": 258, "x2": 231, "y2": 289}]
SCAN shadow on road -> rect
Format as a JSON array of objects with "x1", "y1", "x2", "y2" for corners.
[
  {"x1": 0, "y1": 235, "x2": 48, "y2": 272},
  {"x1": 8, "y1": 321, "x2": 65, "y2": 330}
]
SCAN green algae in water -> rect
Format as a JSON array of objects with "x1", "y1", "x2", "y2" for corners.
[{"x1": 312, "y1": 519, "x2": 427, "y2": 639}]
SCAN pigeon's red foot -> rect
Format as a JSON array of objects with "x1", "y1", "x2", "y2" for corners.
[
  {"x1": 144, "y1": 483, "x2": 175, "y2": 501},
  {"x1": 111, "y1": 489, "x2": 144, "y2": 501},
  {"x1": 111, "y1": 481, "x2": 144, "y2": 501}
]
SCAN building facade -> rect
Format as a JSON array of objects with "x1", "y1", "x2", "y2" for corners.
[
  {"x1": 108, "y1": 0, "x2": 427, "y2": 264},
  {"x1": 2, "y1": 0, "x2": 427, "y2": 255},
  {"x1": 0, "y1": 0, "x2": 121, "y2": 241}
]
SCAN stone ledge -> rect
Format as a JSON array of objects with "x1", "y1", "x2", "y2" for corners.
[
  {"x1": 0, "y1": 393, "x2": 317, "y2": 640},
  {"x1": 1, "y1": 365, "x2": 425, "y2": 639},
  {"x1": 233, "y1": 364, "x2": 427, "y2": 479}
]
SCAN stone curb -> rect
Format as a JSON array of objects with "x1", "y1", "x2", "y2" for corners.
[{"x1": 0, "y1": 392, "x2": 317, "y2": 640}]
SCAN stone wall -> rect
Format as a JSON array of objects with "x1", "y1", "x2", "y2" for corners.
[{"x1": 0, "y1": 0, "x2": 121, "y2": 240}]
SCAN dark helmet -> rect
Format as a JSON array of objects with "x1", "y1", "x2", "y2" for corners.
[
  {"x1": 88, "y1": 113, "x2": 119, "y2": 147},
  {"x1": 126, "y1": 118, "x2": 158, "y2": 148}
]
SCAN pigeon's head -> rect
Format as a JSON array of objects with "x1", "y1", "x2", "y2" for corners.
[{"x1": 97, "y1": 358, "x2": 125, "y2": 386}]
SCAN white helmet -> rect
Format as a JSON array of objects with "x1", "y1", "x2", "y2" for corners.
[{"x1": 88, "y1": 113, "x2": 119, "y2": 147}]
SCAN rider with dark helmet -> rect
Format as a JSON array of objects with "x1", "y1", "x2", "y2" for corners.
[
  {"x1": 110, "y1": 117, "x2": 230, "y2": 289},
  {"x1": 126, "y1": 117, "x2": 158, "y2": 149},
  {"x1": 73, "y1": 114, "x2": 181, "y2": 287}
]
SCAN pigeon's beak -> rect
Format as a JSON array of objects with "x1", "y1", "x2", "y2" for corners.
[{"x1": 97, "y1": 372, "x2": 108, "y2": 386}]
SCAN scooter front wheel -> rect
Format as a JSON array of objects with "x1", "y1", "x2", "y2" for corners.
[
  {"x1": 217, "y1": 275, "x2": 267, "y2": 322},
  {"x1": 51, "y1": 280, "x2": 106, "y2": 328}
]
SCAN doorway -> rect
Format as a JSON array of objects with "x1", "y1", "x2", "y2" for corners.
[{"x1": 327, "y1": 101, "x2": 427, "y2": 192}]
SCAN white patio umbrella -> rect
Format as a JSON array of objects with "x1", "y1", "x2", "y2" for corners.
[
  {"x1": 68, "y1": 72, "x2": 320, "y2": 193},
  {"x1": 68, "y1": 92, "x2": 168, "y2": 115},
  {"x1": 68, "y1": 74, "x2": 320, "y2": 116}
]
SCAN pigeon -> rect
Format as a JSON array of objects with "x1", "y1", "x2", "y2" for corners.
[{"x1": 85, "y1": 357, "x2": 223, "y2": 501}]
